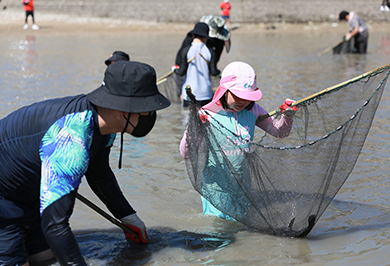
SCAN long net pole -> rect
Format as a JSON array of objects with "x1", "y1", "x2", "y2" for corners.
[
  {"x1": 258, "y1": 63, "x2": 390, "y2": 121},
  {"x1": 76, "y1": 193, "x2": 138, "y2": 237},
  {"x1": 317, "y1": 39, "x2": 344, "y2": 57},
  {"x1": 156, "y1": 56, "x2": 196, "y2": 83}
]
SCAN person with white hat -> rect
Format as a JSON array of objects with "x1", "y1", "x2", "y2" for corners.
[
  {"x1": 200, "y1": 15, "x2": 231, "y2": 64},
  {"x1": 179, "y1": 61, "x2": 296, "y2": 219},
  {"x1": 0, "y1": 61, "x2": 170, "y2": 265}
]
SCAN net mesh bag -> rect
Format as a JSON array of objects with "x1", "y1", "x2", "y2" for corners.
[
  {"x1": 157, "y1": 72, "x2": 182, "y2": 104},
  {"x1": 333, "y1": 39, "x2": 353, "y2": 54},
  {"x1": 184, "y1": 64, "x2": 390, "y2": 237}
]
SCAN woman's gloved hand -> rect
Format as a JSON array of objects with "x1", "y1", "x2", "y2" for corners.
[
  {"x1": 121, "y1": 213, "x2": 148, "y2": 244},
  {"x1": 279, "y1": 99, "x2": 298, "y2": 118}
]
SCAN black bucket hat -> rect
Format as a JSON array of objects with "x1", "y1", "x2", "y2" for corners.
[
  {"x1": 87, "y1": 61, "x2": 171, "y2": 113},
  {"x1": 105, "y1": 51, "x2": 130, "y2": 66},
  {"x1": 187, "y1": 22, "x2": 210, "y2": 38}
]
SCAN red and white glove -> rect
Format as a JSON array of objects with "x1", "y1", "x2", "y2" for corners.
[
  {"x1": 279, "y1": 99, "x2": 298, "y2": 118},
  {"x1": 171, "y1": 65, "x2": 179, "y2": 71},
  {"x1": 121, "y1": 213, "x2": 148, "y2": 244}
]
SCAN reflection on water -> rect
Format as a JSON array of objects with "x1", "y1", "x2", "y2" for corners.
[
  {"x1": 380, "y1": 34, "x2": 390, "y2": 55},
  {"x1": 0, "y1": 29, "x2": 390, "y2": 265},
  {"x1": 20, "y1": 35, "x2": 38, "y2": 75}
]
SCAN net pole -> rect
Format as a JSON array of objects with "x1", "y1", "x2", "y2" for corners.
[
  {"x1": 75, "y1": 192, "x2": 139, "y2": 237},
  {"x1": 156, "y1": 78, "x2": 167, "y2": 85},
  {"x1": 317, "y1": 39, "x2": 344, "y2": 57},
  {"x1": 156, "y1": 56, "x2": 196, "y2": 83},
  {"x1": 258, "y1": 63, "x2": 390, "y2": 121}
]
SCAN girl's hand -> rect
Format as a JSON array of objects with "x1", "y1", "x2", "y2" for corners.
[{"x1": 279, "y1": 99, "x2": 298, "y2": 118}]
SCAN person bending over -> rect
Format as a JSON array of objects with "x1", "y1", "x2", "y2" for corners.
[{"x1": 0, "y1": 61, "x2": 170, "y2": 265}]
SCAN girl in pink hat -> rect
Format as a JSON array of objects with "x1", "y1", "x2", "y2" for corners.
[{"x1": 180, "y1": 61, "x2": 297, "y2": 219}]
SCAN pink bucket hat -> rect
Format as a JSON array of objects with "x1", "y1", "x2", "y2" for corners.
[
  {"x1": 220, "y1": 61, "x2": 262, "y2": 101},
  {"x1": 202, "y1": 61, "x2": 262, "y2": 110}
]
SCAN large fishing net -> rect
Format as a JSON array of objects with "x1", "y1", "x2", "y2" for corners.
[
  {"x1": 183, "y1": 64, "x2": 390, "y2": 237},
  {"x1": 333, "y1": 39, "x2": 353, "y2": 54},
  {"x1": 156, "y1": 71, "x2": 182, "y2": 104}
]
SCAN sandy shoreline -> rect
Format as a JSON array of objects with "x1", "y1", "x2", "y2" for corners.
[{"x1": 1, "y1": 8, "x2": 390, "y2": 36}]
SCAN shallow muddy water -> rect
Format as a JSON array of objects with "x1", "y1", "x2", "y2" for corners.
[{"x1": 1, "y1": 28, "x2": 390, "y2": 265}]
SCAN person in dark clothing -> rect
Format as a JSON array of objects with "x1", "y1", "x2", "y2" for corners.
[
  {"x1": 173, "y1": 34, "x2": 194, "y2": 98},
  {"x1": 380, "y1": 0, "x2": 390, "y2": 11},
  {"x1": 0, "y1": 61, "x2": 170, "y2": 266}
]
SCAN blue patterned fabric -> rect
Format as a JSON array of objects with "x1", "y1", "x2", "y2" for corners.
[
  {"x1": 0, "y1": 94, "x2": 131, "y2": 264},
  {"x1": 106, "y1": 133, "x2": 116, "y2": 147},
  {"x1": 39, "y1": 111, "x2": 94, "y2": 214}
]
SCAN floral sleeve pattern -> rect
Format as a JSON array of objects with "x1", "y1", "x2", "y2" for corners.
[{"x1": 39, "y1": 110, "x2": 94, "y2": 214}]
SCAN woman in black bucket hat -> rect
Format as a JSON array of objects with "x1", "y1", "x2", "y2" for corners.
[
  {"x1": 174, "y1": 22, "x2": 221, "y2": 106},
  {"x1": 0, "y1": 61, "x2": 170, "y2": 266}
]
